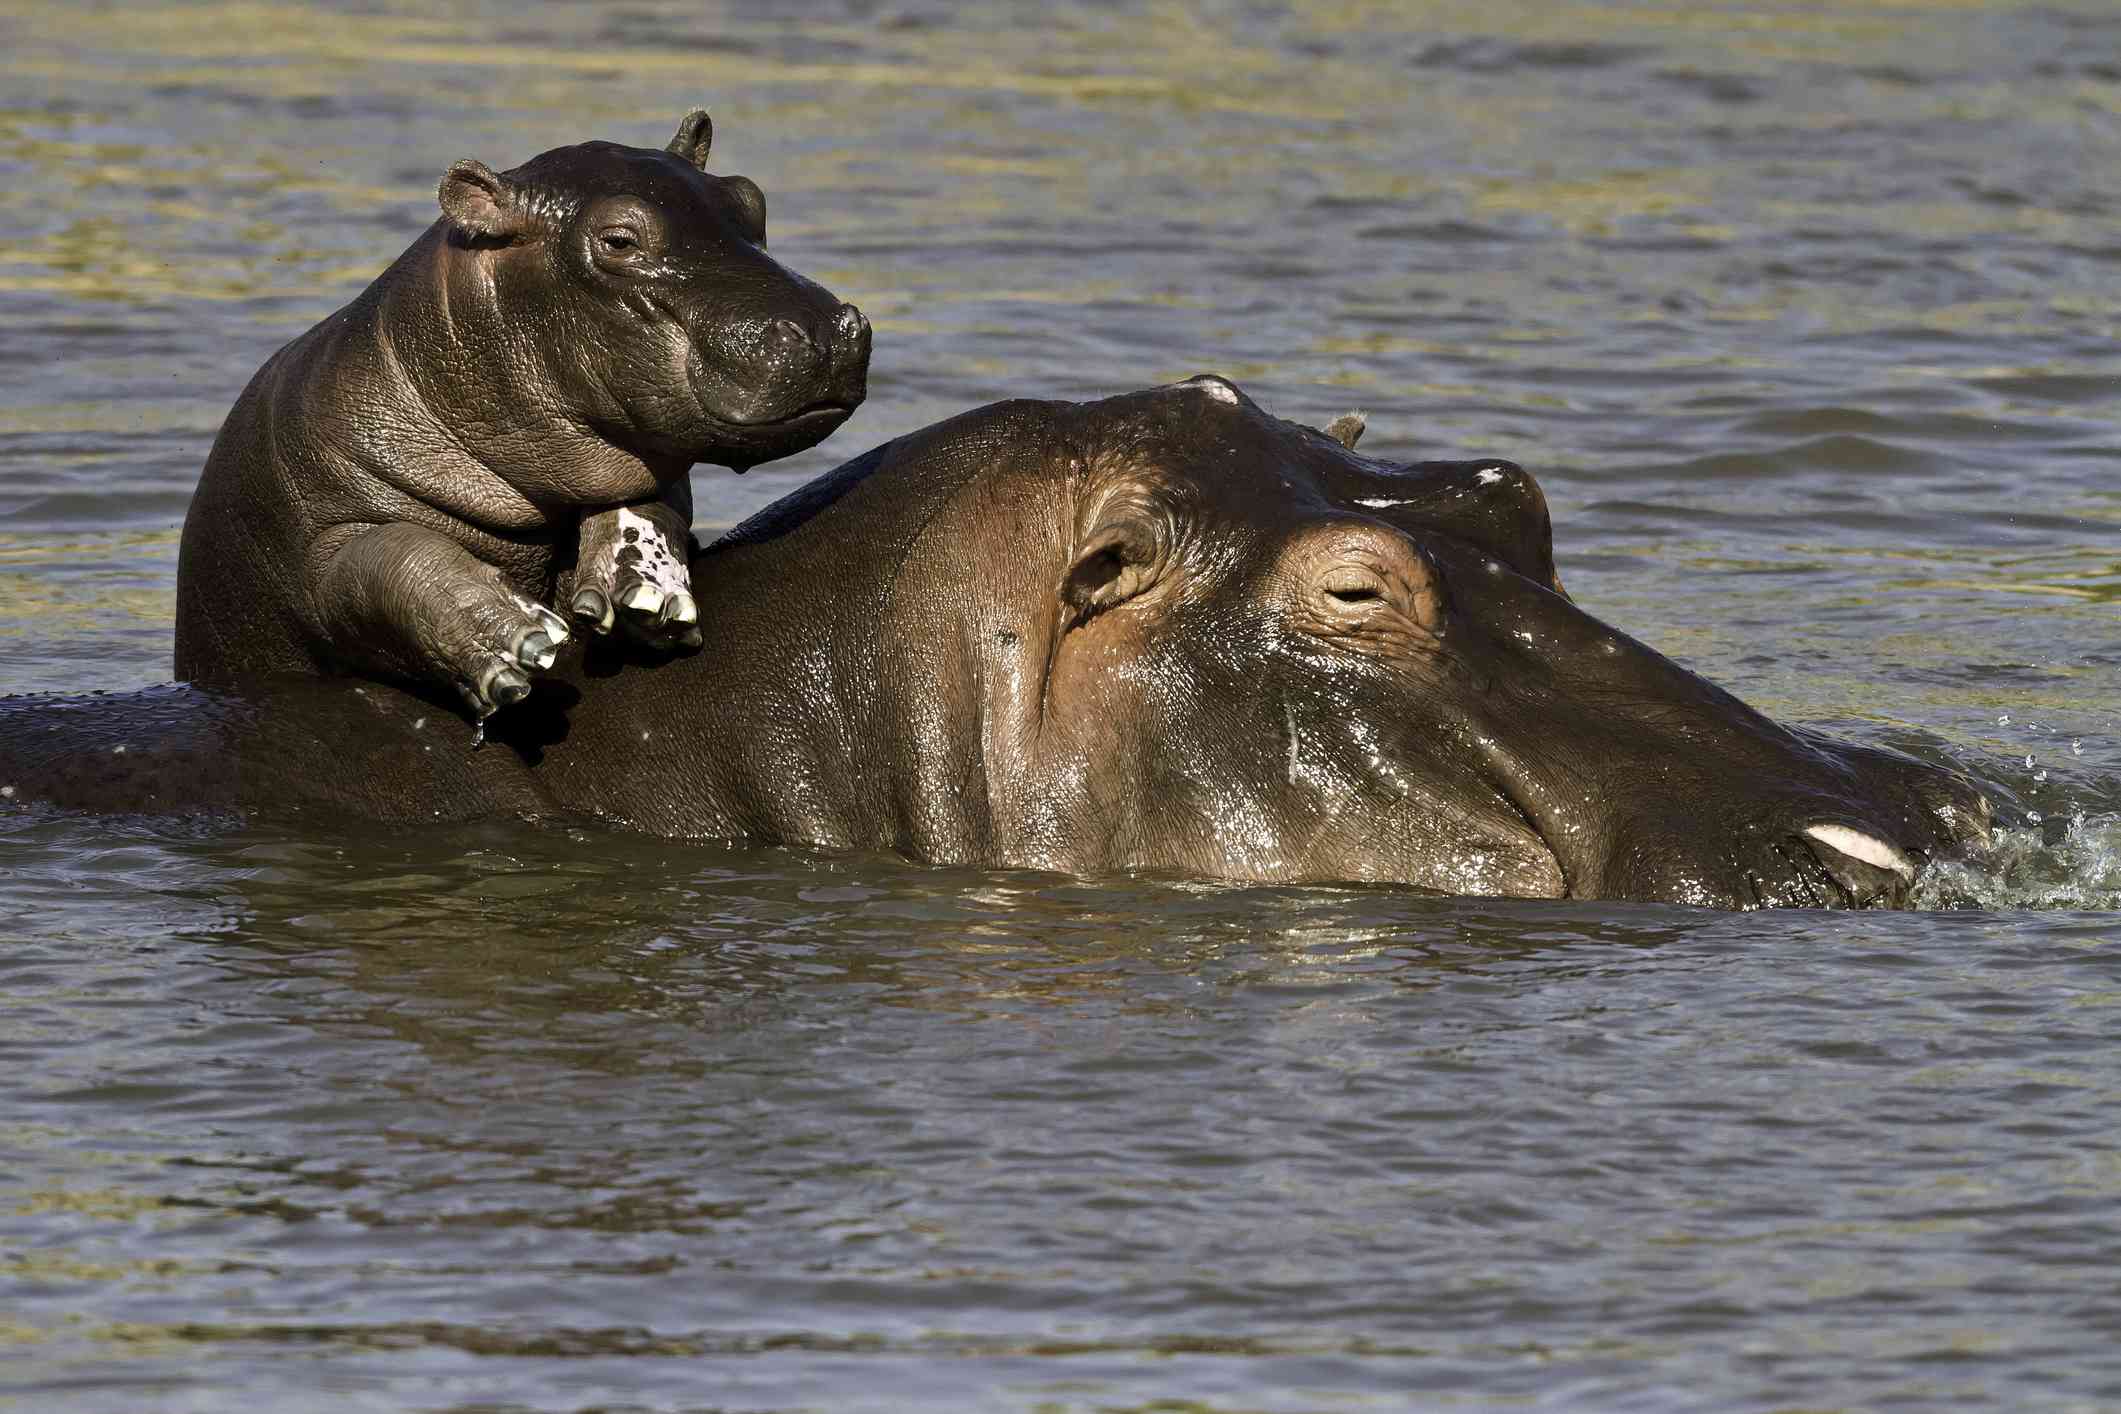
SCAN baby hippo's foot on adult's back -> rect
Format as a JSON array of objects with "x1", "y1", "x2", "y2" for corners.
[
  {"x1": 465, "y1": 591, "x2": 572, "y2": 718},
  {"x1": 307, "y1": 522, "x2": 572, "y2": 722},
  {"x1": 571, "y1": 493, "x2": 702, "y2": 651}
]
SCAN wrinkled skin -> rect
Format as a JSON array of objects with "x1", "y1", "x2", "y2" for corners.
[
  {"x1": 9, "y1": 378, "x2": 1989, "y2": 908},
  {"x1": 173, "y1": 110, "x2": 869, "y2": 718}
]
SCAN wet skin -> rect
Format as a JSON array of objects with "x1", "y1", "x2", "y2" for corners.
[
  {"x1": 7, "y1": 378, "x2": 1989, "y2": 908},
  {"x1": 173, "y1": 111, "x2": 870, "y2": 719}
]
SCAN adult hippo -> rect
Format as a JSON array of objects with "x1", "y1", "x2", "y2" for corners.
[
  {"x1": 4, "y1": 378, "x2": 1989, "y2": 908},
  {"x1": 175, "y1": 111, "x2": 870, "y2": 720}
]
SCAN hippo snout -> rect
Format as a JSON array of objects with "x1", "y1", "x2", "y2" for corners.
[
  {"x1": 1599, "y1": 816, "x2": 1935, "y2": 910},
  {"x1": 1718, "y1": 765, "x2": 1991, "y2": 908},
  {"x1": 762, "y1": 303, "x2": 868, "y2": 363},
  {"x1": 1799, "y1": 746, "x2": 1995, "y2": 908},
  {"x1": 746, "y1": 302, "x2": 869, "y2": 407},
  {"x1": 680, "y1": 293, "x2": 871, "y2": 456},
  {"x1": 1538, "y1": 735, "x2": 1992, "y2": 910}
]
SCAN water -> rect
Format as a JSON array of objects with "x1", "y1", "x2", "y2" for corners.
[{"x1": 3, "y1": 0, "x2": 2119, "y2": 1408}]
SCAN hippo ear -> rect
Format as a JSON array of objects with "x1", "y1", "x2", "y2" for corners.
[
  {"x1": 722, "y1": 174, "x2": 767, "y2": 243},
  {"x1": 667, "y1": 110, "x2": 713, "y2": 171},
  {"x1": 1323, "y1": 412, "x2": 1366, "y2": 450},
  {"x1": 437, "y1": 160, "x2": 527, "y2": 243},
  {"x1": 1061, "y1": 517, "x2": 1162, "y2": 621}
]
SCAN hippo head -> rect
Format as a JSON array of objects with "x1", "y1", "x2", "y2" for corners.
[
  {"x1": 434, "y1": 111, "x2": 868, "y2": 483},
  {"x1": 917, "y1": 377, "x2": 1990, "y2": 907}
]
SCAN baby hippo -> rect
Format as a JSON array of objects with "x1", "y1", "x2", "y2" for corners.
[{"x1": 174, "y1": 111, "x2": 869, "y2": 718}]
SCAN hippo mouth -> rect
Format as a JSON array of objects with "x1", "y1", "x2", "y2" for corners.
[
  {"x1": 1593, "y1": 822, "x2": 1920, "y2": 910},
  {"x1": 688, "y1": 343, "x2": 859, "y2": 413},
  {"x1": 714, "y1": 399, "x2": 858, "y2": 429},
  {"x1": 1475, "y1": 748, "x2": 1958, "y2": 909},
  {"x1": 691, "y1": 398, "x2": 856, "y2": 435},
  {"x1": 1485, "y1": 815, "x2": 1927, "y2": 908},
  {"x1": 683, "y1": 398, "x2": 859, "y2": 467},
  {"x1": 1749, "y1": 822, "x2": 1926, "y2": 909},
  {"x1": 679, "y1": 339, "x2": 864, "y2": 454}
]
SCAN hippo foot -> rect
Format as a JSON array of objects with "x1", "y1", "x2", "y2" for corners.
[
  {"x1": 458, "y1": 596, "x2": 572, "y2": 721},
  {"x1": 572, "y1": 502, "x2": 702, "y2": 652}
]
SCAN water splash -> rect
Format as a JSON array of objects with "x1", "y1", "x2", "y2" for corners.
[{"x1": 1915, "y1": 812, "x2": 2121, "y2": 912}]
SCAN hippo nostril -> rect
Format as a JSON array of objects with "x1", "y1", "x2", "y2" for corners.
[{"x1": 761, "y1": 316, "x2": 816, "y2": 361}]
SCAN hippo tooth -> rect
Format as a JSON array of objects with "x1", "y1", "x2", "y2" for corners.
[{"x1": 1804, "y1": 824, "x2": 1915, "y2": 879}]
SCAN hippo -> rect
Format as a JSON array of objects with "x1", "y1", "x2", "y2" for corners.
[
  {"x1": 4, "y1": 378, "x2": 1989, "y2": 908},
  {"x1": 174, "y1": 110, "x2": 870, "y2": 720}
]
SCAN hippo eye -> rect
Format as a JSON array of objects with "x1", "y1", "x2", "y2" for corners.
[
  {"x1": 1296, "y1": 533, "x2": 1445, "y2": 645},
  {"x1": 1320, "y1": 566, "x2": 1389, "y2": 607},
  {"x1": 597, "y1": 230, "x2": 639, "y2": 254}
]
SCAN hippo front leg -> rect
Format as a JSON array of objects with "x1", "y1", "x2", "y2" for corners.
[
  {"x1": 308, "y1": 522, "x2": 570, "y2": 721},
  {"x1": 568, "y1": 476, "x2": 702, "y2": 650}
]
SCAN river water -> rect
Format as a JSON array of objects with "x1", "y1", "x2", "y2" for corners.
[{"x1": 2, "y1": 2, "x2": 2119, "y2": 1409}]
